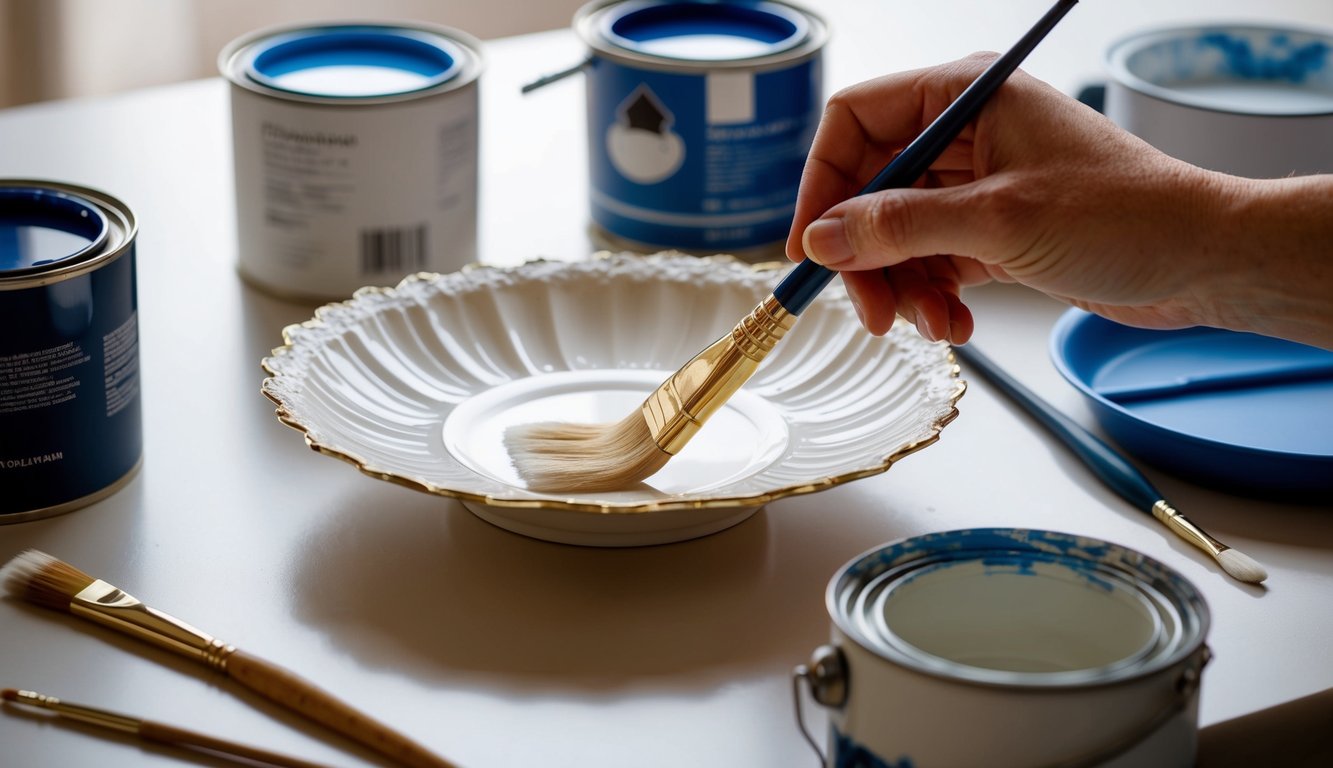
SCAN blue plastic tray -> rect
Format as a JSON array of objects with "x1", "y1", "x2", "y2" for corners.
[{"x1": 1050, "y1": 309, "x2": 1333, "y2": 500}]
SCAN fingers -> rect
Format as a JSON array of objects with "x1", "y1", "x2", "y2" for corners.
[
  {"x1": 803, "y1": 182, "x2": 1005, "y2": 271},
  {"x1": 785, "y1": 56, "x2": 998, "y2": 263},
  {"x1": 843, "y1": 257, "x2": 976, "y2": 343}
]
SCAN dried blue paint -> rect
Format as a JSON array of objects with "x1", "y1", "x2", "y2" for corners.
[
  {"x1": 832, "y1": 528, "x2": 1208, "y2": 672},
  {"x1": 1200, "y1": 32, "x2": 1330, "y2": 83},
  {"x1": 833, "y1": 730, "x2": 914, "y2": 768}
]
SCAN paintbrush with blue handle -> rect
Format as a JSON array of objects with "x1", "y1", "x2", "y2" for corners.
[
  {"x1": 952, "y1": 341, "x2": 1267, "y2": 584},
  {"x1": 505, "y1": 0, "x2": 1081, "y2": 492}
]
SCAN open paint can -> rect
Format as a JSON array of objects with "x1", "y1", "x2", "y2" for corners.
[
  {"x1": 1, "y1": 181, "x2": 141, "y2": 522},
  {"x1": 795, "y1": 529, "x2": 1210, "y2": 767},
  {"x1": 575, "y1": 0, "x2": 827, "y2": 257},
  {"x1": 1104, "y1": 23, "x2": 1333, "y2": 178},
  {"x1": 220, "y1": 22, "x2": 483, "y2": 300}
]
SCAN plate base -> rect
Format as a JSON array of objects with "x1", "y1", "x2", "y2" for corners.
[{"x1": 461, "y1": 500, "x2": 763, "y2": 547}]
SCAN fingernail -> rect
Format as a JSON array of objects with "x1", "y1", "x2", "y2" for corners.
[
  {"x1": 802, "y1": 218, "x2": 855, "y2": 266},
  {"x1": 917, "y1": 319, "x2": 937, "y2": 342},
  {"x1": 850, "y1": 295, "x2": 866, "y2": 328}
]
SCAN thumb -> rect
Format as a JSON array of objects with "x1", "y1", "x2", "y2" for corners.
[{"x1": 801, "y1": 183, "x2": 1000, "y2": 270}]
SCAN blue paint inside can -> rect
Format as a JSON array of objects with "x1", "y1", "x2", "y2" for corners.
[
  {"x1": 245, "y1": 26, "x2": 462, "y2": 98},
  {"x1": 605, "y1": 1, "x2": 808, "y2": 60},
  {"x1": 0, "y1": 187, "x2": 108, "y2": 273}
]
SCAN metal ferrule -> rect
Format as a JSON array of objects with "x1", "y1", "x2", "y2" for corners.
[
  {"x1": 10, "y1": 689, "x2": 141, "y2": 734},
  {"x1": 69, "y1": 580, "x2": 237, "y2": 671},
  {"x1": 1152, "y1": 500, "x2": 1225, "y2": 557},
  {"x1": 641, "y1": 295, "x2": 795, "y2": 454}
]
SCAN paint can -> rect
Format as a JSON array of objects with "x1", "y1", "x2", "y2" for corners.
[
  {"x1": 0, "y1": 181, "x2": 141, "y2": 522},
  {"x1": 1103, "y1": 23, "x2": 1333, "y2": 178},
  {"x1": 219, "y1": 22, "x2": 483, "y2": 300},
  {"x1": 574, "y1": 0, "x2": 827, "y2": 257},
  {"x1": 794, "y1": 529, "x2": 1211, "y2": 767}
]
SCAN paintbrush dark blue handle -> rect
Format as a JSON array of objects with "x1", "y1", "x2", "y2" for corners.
[
  {"x1": 952, "y1": 342, "x2": 1164, "y2": 511},
  {"x1": 773, "y1": 0, "x2": 1080, "y2": 315}
]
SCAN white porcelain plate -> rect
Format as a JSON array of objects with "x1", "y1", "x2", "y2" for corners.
[{"x1": 262, "y1": 253, "x2": 964, "y2": 546}]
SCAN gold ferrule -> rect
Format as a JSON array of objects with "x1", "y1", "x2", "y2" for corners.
[
  {"x1": 641, "y1": 295, "x2": 795, "y2": 454},
  {"x1": 69, "y1": 580, "x2": 237, "y2": 671},
  {"x1": 11, "y1": 690, "x2": 141, "y2": 734},
  {"x1": 1152, "y1": 500, "x2": 1225, "y2": 557}
]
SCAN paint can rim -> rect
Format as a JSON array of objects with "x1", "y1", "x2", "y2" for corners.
[
  {"x1": 826, "y1": 527, "x2": 1211, "y2": 691},
  {"x1": 1104, "y1": 22, "x2": 1333, "y2": 118},
  {"x1": 219, "y1": 20, "x2": 485, "y2": 105},
  {"x1": 0, "y1": 180, "x2": 137, "y2": 291},
  {"x1": 575, "y1": 0, "x2": 828, "y2": 71}
]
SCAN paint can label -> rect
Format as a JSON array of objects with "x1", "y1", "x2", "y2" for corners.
[{"x1": 0, "y1": 182, "x2": 141, "y2": 521}]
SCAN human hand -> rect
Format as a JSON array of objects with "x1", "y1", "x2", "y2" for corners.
[{"x1": 785, "y1": 53, "x2": 1249, "y2": 344}]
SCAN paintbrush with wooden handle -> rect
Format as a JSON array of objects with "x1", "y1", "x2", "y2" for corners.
[
  {"x1": 2, "y1": 687, "x2": 332, "y2": 768},
  {"x1": 0, "y1": 549, "x2": 457, "y2": 768}
]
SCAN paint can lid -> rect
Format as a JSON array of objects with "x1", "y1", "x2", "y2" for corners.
[
  {"x1": 828, "y1": 529, "x2": 1210, "y2": 689},
  {"x1": 591, "y1": 0, "x2": 813, "y2": 62},
  {"x1": 236, "y1": 24, "x2": 471, "y2": 99},
  {"x1": 0, "y1": 185, "x2": 109, "y2": 276}
]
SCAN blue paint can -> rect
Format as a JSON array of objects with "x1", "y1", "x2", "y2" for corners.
[
  {"x1": 0, "y1": 181, "x2": 141, "y2": 521},
  {"x1": 575, "y1": 0, "x2": 827, "y2": 256},
  {"x1": 795, "y1": 529, "x2": 1211, "y2": 767}
]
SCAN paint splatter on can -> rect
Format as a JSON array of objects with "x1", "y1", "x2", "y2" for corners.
[
  {"x1": 795, "y1": 529, "x2": 1211, "y2": 767},
  {"x1": 220, "y1": 22, "x2": 483, "y2": 300},
  {"x1": 1, "y1": 181, "x2": 141, "y2": 522},
  {"x1": 575, "y1": 0, "x2": 827, "y2": 257}
]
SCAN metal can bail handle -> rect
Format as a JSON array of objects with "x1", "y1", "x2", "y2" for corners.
[{"x1": 792, "y1": 644, "x2": 848, "y2": 766}]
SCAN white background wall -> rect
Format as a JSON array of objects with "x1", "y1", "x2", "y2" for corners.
[{"x1": 0, "y1": 0, "x2": 588, "y2": 107}]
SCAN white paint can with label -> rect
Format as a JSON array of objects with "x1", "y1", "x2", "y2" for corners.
[
  {"x1": 795, "y1": 528, "x2": 1211, "y2": 767},
  {"x1": 220, "y1": 22, "x2": 483, "y2": 300}
]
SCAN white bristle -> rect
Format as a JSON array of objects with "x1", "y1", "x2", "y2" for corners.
[
  {"x1": 1216, "y1": 548, "x2": 1268, "y2": 585},
  {"x1": 505, "y1": 411, "x2": 671, "y2": 493},
  {"x1": 0, "y1": 549, "x2": 56, "y2": 597}
]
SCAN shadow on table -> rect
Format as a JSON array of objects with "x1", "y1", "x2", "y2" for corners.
[
  {"x1": 285, "y1": 482, "x2": 894, "y2": 692},
  {"x1": 1198, "y1": 686, "x2": 1333, "y2": 767}
]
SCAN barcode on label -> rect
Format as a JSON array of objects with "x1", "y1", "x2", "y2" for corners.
[{"x1": 359, "y1": 225, "x2": 428, "y2": 275}]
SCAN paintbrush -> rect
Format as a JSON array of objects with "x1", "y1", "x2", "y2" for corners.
[
  {"x1": 951, "y1": 342, "x2": 1267, "y2": 584},
  {"x1": 0, "y1": 549, "x2": 457, "y2": 768},
  {"x1": 505, "y1": 0, "x2": 1081, "y2": 493},
  {"x1": 2, "y1": 687, "x2": 331, "y2": 768}
]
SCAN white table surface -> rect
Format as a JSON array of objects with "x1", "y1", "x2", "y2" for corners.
[{"x1": 2, "y1": 2, "x2": 1331, "y2": 766}]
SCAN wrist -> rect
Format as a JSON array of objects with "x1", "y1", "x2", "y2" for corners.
[{"x1": 1197, "y1": 173, "x2": 1333, "y2": 349}]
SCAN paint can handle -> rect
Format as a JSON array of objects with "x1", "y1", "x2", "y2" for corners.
[
  {"x1": 520, "y1": 57, "x2": 593, "y2": 94},
  {"x1": 792, "y1": 644, "x2": 848, "y2": 766}
]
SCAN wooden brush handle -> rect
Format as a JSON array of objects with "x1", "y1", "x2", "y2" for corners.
[
  {"x1": 226, "y1": 649, "x2": 456, "y2": 768},
  {"x1": 140, "y1": 720, "x2": 332, "y2": 768}
]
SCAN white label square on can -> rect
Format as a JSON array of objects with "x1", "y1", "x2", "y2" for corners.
[{"x1": 706, "y1": 71, "x2": 755, "y2": 125}]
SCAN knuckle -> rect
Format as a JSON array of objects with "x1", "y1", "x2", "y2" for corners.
[{"x1": 856, "y1": 194, "x2": 916, "y2": 259}]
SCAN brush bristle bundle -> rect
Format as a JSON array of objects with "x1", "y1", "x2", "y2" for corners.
[
  {"x1": 1217, "y1": 548, "x2": 1268, "y2": 584},
  {"x1": 505, "y1": 411, "x2": 671, "y2": 493},
  {"x1": 0, "y1": 549, "x2": 95, "y2": 610}
]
